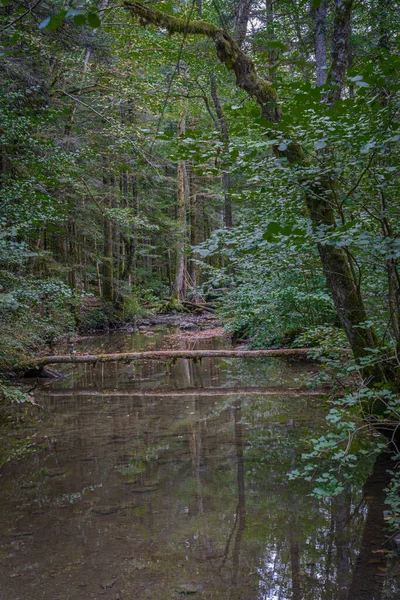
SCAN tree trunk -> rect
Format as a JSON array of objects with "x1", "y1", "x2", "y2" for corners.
[
  {"x1": 327, "y1": 0, "x2": 353, "y2": 103},
  {"x1": 210, "y1": 73, "x2": 233, "y2": 229},
  {"x1": 378, "y1": 0, "x2": 391, "y2": 51},
  {"x1": 102, "y1": 161, "x2": 114, "y2": 303},
  {"x1": 313, "y1": 0, "x2": 327, "y2": 86},
  {"x1": 266, "y1": 0, "x2": 276, "y2": 79},
  {"x1": 189, "y1": 167, "x2": 201, "y2": 291},
  {"x1": 173, "y1": 111, "x2": 190, "y2": 301},
  {"x1": 233, "y1": 0, "x2": 253, "y2": 48},
  {"x1": 28, "y1": 347, "x2": 325, "y2": 368}
]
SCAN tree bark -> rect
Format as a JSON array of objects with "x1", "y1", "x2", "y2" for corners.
[
  {"x1": 313, "y1": 0, "x2": 327, "y2": 86},
  {"x1": 102, "y1": 160, "x2": 114, "y2": 303},
  {"x1": 233, "y1": 0, "x2": 253, "y2": 48},
  {"x1": 327, "y1": 0, "x2": 353, "y2": 103},
  {"x1": 36, "y1": 386, "x2": 326, "y2": 398},
  {"x1": 265, "y1": 0, "x2": 276, "y2": 79},
  {"x1": 210, "y1": 73, "x2": 233, "y2": 229},
  {"x1": 173, "y1": 110, "x2": 190, "y2": 301},
  {"x1": 27, "y1": 347, "x2": 324, "y2": 368},
  {"x1": 189, "y1": 166, "x2": 201, "y2": 291}
]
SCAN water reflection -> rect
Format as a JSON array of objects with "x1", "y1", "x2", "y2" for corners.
[
  {"x1": 0, "y1": 327, "x2": 399, "y2": 599},
  {"x1": 347, "y1": 452, "x2": 397, "y2": 600}
]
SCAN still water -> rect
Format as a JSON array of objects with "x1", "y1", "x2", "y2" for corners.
[{"x1": 0, "y1": 325, "x2": 399, "y2": 599}]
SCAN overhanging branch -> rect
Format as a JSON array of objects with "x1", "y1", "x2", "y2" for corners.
[{"x1": 123, "y1": 0, "x2": 281, "y2": 122}]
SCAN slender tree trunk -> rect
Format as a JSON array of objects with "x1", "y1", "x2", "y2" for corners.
[
  {"x1": 64, "y1": 0, "x2": 109, "y2": 140},
  {"x1": 313, "y1": 0, "x2": 327, "y2": 86},
  {"x1": 378, "y1": 0, "x2": 391, "y2": 51},
  {"x1": 189, "y1": 167, "x2": 200, "y2": 291},
  {"x1": 173, "y1": 111, "x2": 190, "y2": 301},
  {"x1": 210, "y1": 73, "x2": 233, "y2": 229},
  {"x1": 327, "y1": 0, "x2": 353, "y2": 103},
  {"x1": 67, "y1": 217, "x2": 77, "y2": 289},
  {"x1": 266, "y1": 0, "x2": 276, "y2": 78},
  {"x1": 102, "y1": 160, "x2": 114, "y2": 303},
  {"x1": 233, "y1": 0, "x2": 253, "y2": 48},
  {"x1": 115, "y1": 99, "x2": 139, "y2": 309}
]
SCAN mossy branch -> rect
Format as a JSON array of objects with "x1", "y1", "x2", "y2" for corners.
[{"x1": 123, "y1": 1, "x2": 281, "y2": 122}]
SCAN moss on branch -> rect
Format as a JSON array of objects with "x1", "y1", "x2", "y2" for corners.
[
  {"x1": 124, "y1": 1, "x2": 281, "y2": 122},
  {"x1": 124, "y1": 1, "x2": 219, "y2": 37}
]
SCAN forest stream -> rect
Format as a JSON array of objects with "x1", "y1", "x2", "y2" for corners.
[{"x1": 0, "y1": 324, "x2": 399, "y2": 600}]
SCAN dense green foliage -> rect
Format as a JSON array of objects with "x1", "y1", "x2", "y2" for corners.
[{"x1": 1, "y1": 0, "x2": 398, "y2": 356}]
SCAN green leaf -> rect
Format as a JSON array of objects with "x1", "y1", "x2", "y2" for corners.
[
  {"x1": 267, "y1": 222, "x2": 281, "y2": 235},
  {"x1": 73, "y1": 14, "x2": 86, "y2": 26},
  {"x1": 88, "y1": 12, "x2": 101, "y2": 28},
  {"x1": 39, "y1": 11, "x2": 66, "y2": 30},
  {"x1": 46, "y1": 16, "x2": 63, "y2": 30}
]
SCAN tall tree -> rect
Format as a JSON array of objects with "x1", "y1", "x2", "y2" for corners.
[{"x1": 313, "y1": 0, "x2": 327, "y2": 86}]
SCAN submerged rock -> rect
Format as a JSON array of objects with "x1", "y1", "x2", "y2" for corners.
[
  {"x1": 100, "y1": 579, "x2": 116, "y2": 590},
  {"x1": 89, "y1": 506, "x2": 119, "y2": 516},
  {"x1": 129, "y1": 485, "x2": 158, "y2": 493},
  {"x1": 44, "y1": 468, "x2": 69, "y2": 478},
  {"x1": 175, "y1": 583, "x2": 201, "y2": 595},
  {"x1": 179, "y1": 322, "x2": 197, "y2": 330}
]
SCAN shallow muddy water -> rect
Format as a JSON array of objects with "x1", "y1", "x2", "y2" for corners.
[{"x1": 0, "y1": 326, "x2": 399, "y2": 599}]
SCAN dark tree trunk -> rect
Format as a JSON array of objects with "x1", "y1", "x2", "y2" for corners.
[
  {"x1": 327, "y1": 0, "x2": 353, "y2": 103},
  {"x1": 346, "y1": 453, "x2": 393, "y2": 600},
  {"x1": 210, "y1": 73, "x2": 233, "y2": 229}
]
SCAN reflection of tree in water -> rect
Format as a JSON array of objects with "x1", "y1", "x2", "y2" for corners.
[
  {"x1": 215, "y1": 357, "x2": 316, "y2": 389},
  {"x1": 187, "y1": 397, "x2": 249, "y2": 598},
  {"x1": 346, "y1": 453, "x2": 398, "y2": 600},
  {"x1": 231, "y1": 401, "x2": 246, "y2": 594},
  {"x1": 240, "y1": 392, "x2": 400, "y2": 600}
]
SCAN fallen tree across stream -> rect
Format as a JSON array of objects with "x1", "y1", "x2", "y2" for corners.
[{"x1": 26, "y1": 347, "x2": 326, "y2": 370}]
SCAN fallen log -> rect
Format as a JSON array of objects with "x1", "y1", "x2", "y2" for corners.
[
  {"x1": 181, "y1": 300, "x2": 215, "y2": 313},
  {"x1": 26, "y1": 347, "x2": 327, "y2": 369}
]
